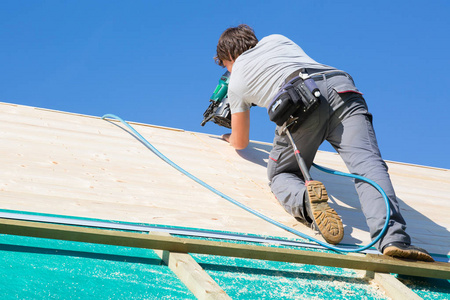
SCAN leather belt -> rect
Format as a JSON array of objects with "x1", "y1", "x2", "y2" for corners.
[
  {"x1": 310, "y1": 71, "x2": 350, "y2": 81},
  {"x1": 285, "y1": 69, "x2": 350, "y2": 84}
]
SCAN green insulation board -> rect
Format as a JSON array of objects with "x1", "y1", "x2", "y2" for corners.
[
  {"x1": 0, "y1": 234, "x2": 195, "y2": 299},
  {"x1": 396, "y1": 274, "x2": 450, "y2": 300},
  {"x1": 0, "y1": 232, "x2": 391, "y2": 300},
  {"x1": 0, "y1": 208, "x2": 449, "y2": 299},
  {"x1": 194, "y1": 253, "x2": 387, "y2": 299}
]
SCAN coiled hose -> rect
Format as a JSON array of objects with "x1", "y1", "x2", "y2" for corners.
[{"x1": 102, "y1": 114, "x2": 390, "y2": 253}]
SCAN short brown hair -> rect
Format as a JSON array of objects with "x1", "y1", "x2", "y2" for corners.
[{"x1": 215, "y1": 24, "x2": 258, "y2": 67}]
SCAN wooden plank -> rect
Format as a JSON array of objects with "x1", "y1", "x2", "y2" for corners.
[
  {"x1": 0, "y1": 197, "x2": 288, "y2": 238},
  {"x1": 1, "y1": 218, "x2": 449, "y2": 280},
  {"x1": 365, "y1": 270, "x2": 422, "y2": 300},
  {"x1": 1, "y1": 101, "x2": 449, "y2": 259},
  {"x1": 155, "y1": 249, "x2": 231, "y2": 300},
  {"x1": 154, "y1": 232, "x2": 231, "y2": 299}
]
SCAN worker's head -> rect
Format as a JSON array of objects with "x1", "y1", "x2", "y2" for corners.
[{"x1": 215, "y1": 24, "x2": 258, "y2": 70}]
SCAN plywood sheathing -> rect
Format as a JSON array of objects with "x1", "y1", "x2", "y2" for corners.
[{"x1": 0, "y1": 102, "x2": 448, "y2": 258}]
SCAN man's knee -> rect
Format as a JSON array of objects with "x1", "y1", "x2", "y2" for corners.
[{"x1": 269, "y1": 173, "x2": 306, "y2": 219}]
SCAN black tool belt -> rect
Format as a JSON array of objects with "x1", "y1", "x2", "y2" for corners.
[{"x1": 267, "y1": 70, "x2": 321, "y2": 127}]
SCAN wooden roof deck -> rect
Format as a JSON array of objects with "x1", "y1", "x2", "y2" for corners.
[{"x1": 1, "y1": 101, "x2": 449, "y2": 259}]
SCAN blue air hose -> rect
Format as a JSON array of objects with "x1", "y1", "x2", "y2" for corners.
[{"x1": 102, "y1": 114, "x2": 390, "y2": 253}]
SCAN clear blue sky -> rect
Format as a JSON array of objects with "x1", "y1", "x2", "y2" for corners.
[{"x1": 1, "y1": 1, "x2": 449, "y2": 169}]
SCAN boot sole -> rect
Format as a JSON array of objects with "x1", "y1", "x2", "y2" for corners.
[
  {"x1": 306, "y1": 181, "x2": 344, "y2": 244},
  {"x1": 383, "y1": 246, "x2": 434, "y2": 262}
]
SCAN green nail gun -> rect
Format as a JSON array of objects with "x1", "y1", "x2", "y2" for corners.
[{"x1": 201, "y1": 71, "x2": 231, "y2": 129}]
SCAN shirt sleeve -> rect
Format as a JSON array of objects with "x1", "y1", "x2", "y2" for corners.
[
  {"x1": 227, "y1": 71, "x2": 252, "y2": 114},
  {"x1": 228, "y1": 89, "x2": 252, "y2": 114}
]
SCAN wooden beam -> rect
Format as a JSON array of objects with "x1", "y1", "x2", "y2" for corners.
[
  {"x1": 1, "y1": 218, "x2": 449, "y2": 280},
  {"x1": 154, "y1": 250, "x2": 231, "y2": 300},
  {"x1": 153, "y1": 232, "x2": 231, "y2": 300},
  {"x1": 365, "y1": 270, "x2": 422, "y2": 300}
]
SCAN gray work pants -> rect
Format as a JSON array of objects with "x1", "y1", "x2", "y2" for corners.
[{"x1": 267, "y1": 73, "x2": 411, "y2": 250}]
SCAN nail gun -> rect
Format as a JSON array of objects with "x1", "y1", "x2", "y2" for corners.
[
  {"x1": 200, "y1": 71, "x2": 231, "y2": 129},
  {"x1": 201, "y1": 69, "x2": 313, "y2": 183}
]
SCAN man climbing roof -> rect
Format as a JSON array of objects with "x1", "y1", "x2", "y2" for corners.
[{"x1": 216, "y1": 24, "x2": 433, "y2": 262}]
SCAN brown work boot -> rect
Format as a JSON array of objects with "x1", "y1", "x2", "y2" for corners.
[
  {"x1": 304, "y1": 180, "x2": 344, "y2": 244},
  {"x1": 382, "y1": 242, "x2": 434, "y2": 262}
]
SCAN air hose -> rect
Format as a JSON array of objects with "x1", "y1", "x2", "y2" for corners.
[{"x1": 102, "y1": 114, "x2": 391, "y2": 253}]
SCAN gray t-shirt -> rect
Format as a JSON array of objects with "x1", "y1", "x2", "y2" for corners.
[{"x1": 228, "y1": 34, "x2": 335, "y2": 114}]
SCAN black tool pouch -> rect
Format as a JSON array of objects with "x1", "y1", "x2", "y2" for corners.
[{"x1": 268, "y1": 76, "x2": 321, "y2": 127}]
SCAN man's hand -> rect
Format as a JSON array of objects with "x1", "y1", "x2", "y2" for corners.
[{"x1": 222, "y1": 133, "x2": 231, "y2": 143}]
